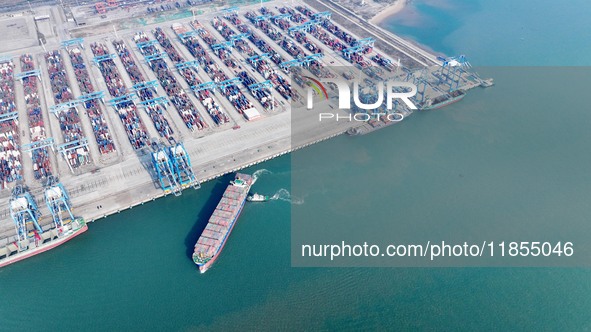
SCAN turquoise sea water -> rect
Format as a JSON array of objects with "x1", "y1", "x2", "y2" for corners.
[
  {"x1": 1, "y1": 1, "x2": 591, "y2": 330},
  {"x1": 380, "y1": 0, "x2": 591, "y2": 66}
]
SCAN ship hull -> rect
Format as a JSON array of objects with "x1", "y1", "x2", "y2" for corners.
[
  {"x1": 0, "y1": 223, "x2": 88, "y2": 269},
  {"x1": 197, "y1": 199, "x2": 246, "y2": 273},
  {"x1": 422, "y1": 93, "x2": 466, "y2": 111},
  {"x1": 194, "y1": 173, "x2": 252, "y2": 273}
]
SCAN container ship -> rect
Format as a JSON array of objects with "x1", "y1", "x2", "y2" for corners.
[
  {"x1": 422, "y1": 89, "x2": 466, "y2": 111},
  {"x1": 193, "y1": 173, "x2": 252, "y2": 273},
  {"x1": 0, "y1": 181, "x2": 87, "y2": 268},
  {"x1": 0, "y1": 218, "x2": 87, "y2": 268}
]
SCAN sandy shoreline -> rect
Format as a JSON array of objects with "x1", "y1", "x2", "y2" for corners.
[{"x1": 369, "y1": 0, "x2": 407, "y2": 25}]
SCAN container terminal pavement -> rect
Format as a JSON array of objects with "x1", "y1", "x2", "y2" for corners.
[{"x1": 0, "y1": 0, "x2": 488, "y2": 254}]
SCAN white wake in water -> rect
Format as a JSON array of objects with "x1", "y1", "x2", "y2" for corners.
[
  {"x1": 251, "y1": 169, "x2": 271, "y2": 184},
  {"x1": 270, "y1": 189, "x2": 304, "y2": 205}
]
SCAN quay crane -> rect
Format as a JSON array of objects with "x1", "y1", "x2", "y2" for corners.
[
  {"x1": 44, "y1": 176, "x2": 75, "y2": 229},
  {"x1": 151, "y1": 141, "x2": 181, "y2": 196},
  {"x1": 10, "y1": 185, "x2": 42, "y2": 250},
  {"x1": 435, "y1": 55, "x2": 471, "y2": 91},
  {"x1": 169, "y1": 141, "x2": 200, "y2": 189},
  {"x1": 405, "y1": 68, "x2": 429, "y2": 105}
]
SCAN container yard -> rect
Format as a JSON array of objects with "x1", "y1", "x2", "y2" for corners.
[
  {"x1": 129, "y1": 33, "x2": 208, "y2": 132},
  {"x1": 44, "y1": 50, "x2": 91, "y2": 171},
  {"x1": 153, "y1": 27, "x2": 229, "y2": 126},
  {"x1": 66, "y1": 47, "x2": 116, "y2": 155},
  {"x1": 113, "y1": 39, "x2": 176, "y2": 139},
  {"x1": 90, "y1": 42, "x2": 149, "y2": 150},
  {"x1": 0, "y1": 0, "x2": 492, "y2": 264},
  {"x1": 20, "y1": 54, "x2": 53, "y2": 181},
  {"x1": 0, "y1": 59, "x2": 23, "y2": 189},
  {"x1": 174, "y1": 21, "x2": 261, "y2": 120}
]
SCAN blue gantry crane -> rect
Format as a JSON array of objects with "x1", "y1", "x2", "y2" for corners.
[
  {"x1": 352, "y1": 37, "x2": 375, "y2": 48},
  {"x1": 252, "y1": 14, "x2": 272, "y2": 23},
  {"x1": 49, "y1": 100, "x2": 80, "y2": 115},
  {"x1": 0, "y1": 111, "x2": 19, "y2": 123},
  {"x1": 92, "y1": 53, "x2": 116, "y2": 65},
  {"x1": 211, "y1": 41, "x2": 233, "y2": 51},
  {"x1": 139, "y1": 96, "x2": 168, "y2": 107},
  {"x1": 22, "y1": 138, "x2": 55, "y2": 153},
  {"x1": 132, "y1": 80, "x2": 159, "y2": 94},
  {"x1": 78, "y1": 91, "x2": 105, "y2": 105},
  {"x1": 57, "y1": 138, "x2": 90, "y2": 173},
  {"x1": 144, "y1": 52, "x2": 167, "y2": 64},
  {"x1": 175, "y1": 60, "x2": 199, "y2": 72},
  {"x1": 10, "y1": 185, "x2": 42, "y2": 249},
  {"x1": 137, "y1": 39, "x2": 158, "y2": 50},
  {"x1": 280, "y1": 59, "x2": 303, "y2": 71},
  {"x1": 108, "y1": 93, "x2": 137, "y2": 108},
  {"x1": 168, "y1": 142, "x2": 200, "y2": 189},
  {"x1": 222, "y1": 6, "x2": 239, "y2": 15},
  {"x1": 217, "y1": 77, "x2": 241, "y2": 90},
  {"x1": 301, "y1": 53, "x2": 324, "y2": 66},
  {"x1": 15, "y1": 69, "x2": 41, "y2": 81},
  {"x1": 178, "y1": 30, "x2": 200, "y2": 42},
  {"x1": 192, "y1": 81, "x2": 217, "y2": 93},
  {"x1": 288, "y1": 20, "x2": 320, "y2": 34},
  {"x1": 247, "y1": 53, "x2": 270, "y2": 65},
  {"x1": 151, "y1": 141, "x2": 181, "y2": 196},
  {"x1": 61, "y1": 38, "x2": 84, "y2": 49},
  {"x1": 405, "y1": 68, "x2": 429, "y2": 104},
  {"x1": 44, "y1": 176, "x2": 75, "y2": 229},
  {"x1": 272, "y1": 13, "x2": 291, "y2": 24},
  {"x1": 312, "y1": 11, "x2": 332, "y2": 21},
  {"x1": 229, "y1": 33, "x2": 249, "y2": 46},
  {"x1": 436, "y1": 55, "x2": 471, "y2": 91}
]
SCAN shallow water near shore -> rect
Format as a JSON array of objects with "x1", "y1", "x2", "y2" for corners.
[
  {"x1": 1, "y1": 1, "x2": 591, "y2": 330},
  {"x1": 381, "y1": 0, "x2": 591, "y2": 66}
]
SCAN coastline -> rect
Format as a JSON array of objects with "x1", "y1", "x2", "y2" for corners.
[{"x1": 369, "y1": 0, "x2": 407, "y2": 25}]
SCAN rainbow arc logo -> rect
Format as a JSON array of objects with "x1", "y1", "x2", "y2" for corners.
[{"x1": 303, "y1": 75, "x2": 329, "y2": 101}]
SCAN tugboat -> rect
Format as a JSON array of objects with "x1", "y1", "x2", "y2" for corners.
[
  {"x1": 247, "y1": 193, "x2": 270, "y2": 202},
  {"x1": 346, "y1": 127, "x2": 363, "y2": 136}
]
